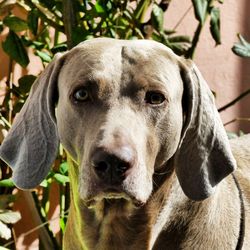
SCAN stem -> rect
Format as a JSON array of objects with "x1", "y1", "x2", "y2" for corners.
[
  {"x1": 224, "y1": 117, "x2": 250, "y2": 127},
  {"x1": 6, "y1": 59, "x2": 13, "y2": 124},
  {"x1": 186, "y1": 21, "x2": 203, "y2": 59},
  {"x1": 173, "y1": 4, "x2": 193, "y2": 30},
  {"x1": 218, "y1": 88, "x2": 250, "y2": 112},
  {"x1": 186, "y1": 0, "x2": 215, "y2": 59},
  {"x1": 62, "y1": 0, "x2": 78, "y2": 49},
  {"x1": 31, "y1": 191, "x2": 60, "y2": 249},
  {"x1": 134, "y1": 0, "x2": 151, "y2": 22}
]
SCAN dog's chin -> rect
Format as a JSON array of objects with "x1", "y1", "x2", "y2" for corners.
[{"x1": 84, "y1": 191, "x2": 145, "y2": 210}]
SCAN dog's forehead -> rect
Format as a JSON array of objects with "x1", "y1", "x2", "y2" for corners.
[{"x1": 58, "y1": 39, "x2": 181, "y2": 91}]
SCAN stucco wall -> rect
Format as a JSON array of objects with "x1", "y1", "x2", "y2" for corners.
[{"x1": 165, "y1": 0, "x2": 250, "y2": 133}]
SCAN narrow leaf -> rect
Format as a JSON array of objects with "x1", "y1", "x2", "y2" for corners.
[
  {"x1": 3, "y1": 15, "x2": 28, "y2": 32},
  {"x1": 59, "y1": 162, "x2": 69, "y2": 175},
  {"x1": 232, "y1": 44, "x2": 250, "y2": 58},
  {"x1": 27, "y1": 9, "x2": 39, "y2": 35},
  {"x1": 35, "y1": 50, "x2": 52, "y2": 63},
  {"x1": 2, "y1": 31, "x2": 29, "y2": 67},
  {"x1": 53, "y1": 173, "x2": 69, "y2": 185},
  {"x1": 59, "y1": 218, "x2": 66, "y2": 232},
  {"x1": 18, "y1": 75, "x2": 36, "y2": 95},
  {"x1": 0, "y1": 178, "x2": 15, "y2": 188},
  {"x1": 168, "y1": 35, "x2": 191, "y2": 43},
  {"x1": 210, "y1": 7, "x2": 221, "y2": 45},
  {"x1": 192, "y1": 0, "x2": 208, "y2": 24},
  {"x1": 94, "y1": 2, "x2": 105, "y2": 14},
  {"x1": 51, "y1": 43, "x2": 67, "y2": 54},
  {"x1": 238, "y1": 34, "x2": 250, "y2": 47},
  {"x1": 39, "y1": 179, "x2": 49, "y2": 187},
  {"x1": 151, "y1": 4, "x2": 164, "y2": 32},
  {"x1": 0, "y1": 210, "x2": 21, "y2": 224}
]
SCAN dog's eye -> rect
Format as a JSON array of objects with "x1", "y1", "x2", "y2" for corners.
[
  {"x1": 73, "y1": 88, "x2": 89, "y2": 102},
  {"x1": 145, "y1": 91, "x2": 166, "y2": 105}
]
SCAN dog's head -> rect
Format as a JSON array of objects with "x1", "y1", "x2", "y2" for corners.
[{"x1": 0, "y1": 38, "x2": 236, "y2": 207}]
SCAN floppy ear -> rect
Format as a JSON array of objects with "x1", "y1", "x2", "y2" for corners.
[
  {"x1": 175, "y1": 60, "x2": 237, "y2": 201},
  {"x1": 0, "y1": 54, "x2": 65, "y2": 189}
]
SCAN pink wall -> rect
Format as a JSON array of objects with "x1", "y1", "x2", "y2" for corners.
[{"x1": 165, "y1": 0, "x2": 250, "y2": 133}]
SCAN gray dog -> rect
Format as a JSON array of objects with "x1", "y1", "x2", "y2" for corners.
[{"x1": 0, "y1": 38, "x2": 250, "y2": 249}]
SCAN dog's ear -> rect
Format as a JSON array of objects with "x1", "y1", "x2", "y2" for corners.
[
  {"x1": 0, "y1": 53, "x2": 65, "y2": 189},
  {"x1": 175, "y1": 60, "x2": 236, "y2": 201}
]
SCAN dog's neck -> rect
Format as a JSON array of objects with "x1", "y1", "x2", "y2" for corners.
[{"x1": 63, "y1": 157, "x2": 241, "y2": 250}]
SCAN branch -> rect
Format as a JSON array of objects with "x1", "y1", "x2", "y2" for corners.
[
  {"x1": 224, "y1": 117, "x2": 250, "y2": 127},
  {"x1": 173, "y1": 4, "x2": 192, "y2": 30},
  {"x1": 62, "y1": 0, "x2": 78, "y2": 49},
  {"x1": 218, "y1": 88, "x2": 250, "y2": 112}
]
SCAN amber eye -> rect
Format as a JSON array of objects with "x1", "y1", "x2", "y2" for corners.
[
  {"x1": 73, "y1": 88, "x2": 89, "y2": 102},
  {"x1": 145, "y1": 91, "x2": 166, "y2": 105}
]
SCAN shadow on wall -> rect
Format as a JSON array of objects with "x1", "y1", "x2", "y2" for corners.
[{"x1": 239, "y1": 0, "x2": 250, "y2": 133}]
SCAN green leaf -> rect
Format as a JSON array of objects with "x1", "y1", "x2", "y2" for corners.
[
  {"x1": 35, "y1": 50, "x2": 52, "y2": 63},
  {"x1": 192, "y1": 0, "x2": 208, "y2": 24},
  {"x1": 233, "y1": 34, "x2": 250, "y2": 57},
  {"x1": 2, "y1": 31, "x2": 30, "y2": 67},
  {"x1": 168, "y1": 35, "x2": 191, "y2": 43},
  {"x1": 210, "y1": 7, "x2": 221, "y2": 45},
  {"x1": 0, "y1": 178, "x2": 15, "y2": 188},
  {"x1": 94, "y1": 2, "x2": 105, "y2": 14},
  {"x1": 51, "y1": 43, "x2": 67, "y2": 54},
  {"x1": 72, "y1": 27, "x2": 89, "y2": 46},
  {"x1": 59, "y1": 162, "x2": 69, "y2": 175},
  {"x1": 59, "y1": 217, "x2": 66, "y2": 232},
  {"x1": 53, "y1": 173, "x2": 69, "y2": 185},
  {"x1": 40, "y1": 179, "x2": 50, "y2": 187},
  {"x1": 18, "y1": 75, "x2": 36, "y2": 95},
  {"x1": 3, "y1": 15, "x2": 28, "y2": 32},
  {"x1": 151, "y1": 4, "x2": 164, "y2": 32},
  {"x1": 27, "y1": 9, "x2": 39, "y2": 35},
  {"x1": 134, "y1": 0, "x2": 150, "y2": 20}
]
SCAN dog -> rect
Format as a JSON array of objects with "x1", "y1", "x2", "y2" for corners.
[{"x1": 0, "y1": 38, "x2": 249, "y2": 250}]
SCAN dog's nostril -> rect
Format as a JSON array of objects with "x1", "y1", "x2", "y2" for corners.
[
  {"x1": 92, "y1": 149, "x2": 132, "y2": 184},
  {"x1": 95, "y1": 161, "x2": 110, "y2": 172}
]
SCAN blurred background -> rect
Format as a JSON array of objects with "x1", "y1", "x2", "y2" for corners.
[{"x1": 0, "y1": 0, "x2": 249, "y2": 249}]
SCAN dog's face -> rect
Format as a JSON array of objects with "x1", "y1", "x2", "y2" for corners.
[
  {"x1": 56, "y1": 39, "x2": 184, "y2": 206},
  {"x1": 0, "y1": 38, "x2": 236, "y2": 206}
]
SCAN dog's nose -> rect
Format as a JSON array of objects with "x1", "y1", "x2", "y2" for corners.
[{"x1": 92, "y1": 148, "x2": 133, "y2": 184}]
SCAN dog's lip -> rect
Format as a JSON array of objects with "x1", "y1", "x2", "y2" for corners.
[{"x1": 84, "y1": 189, "x2": 145, "y2": 208}]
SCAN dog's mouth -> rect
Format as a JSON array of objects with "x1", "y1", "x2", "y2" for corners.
[{"x1": 84, "y1": 190, "x2": 144, "y2": 209}]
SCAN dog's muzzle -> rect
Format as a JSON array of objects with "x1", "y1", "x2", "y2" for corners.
[{"x1": 92, "y1": 147, "x2": 133, "y2": 185}]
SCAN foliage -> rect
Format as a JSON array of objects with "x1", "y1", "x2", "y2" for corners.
[
  {"x1": 232, "y1": 34, "x2": 250, "y2": 58},
  {"x1": 0, "y1": 0, "x2": 224, "y2": 248},
  {"x1": 0, "y1": 194, "x2": 20, "y2": 242}
]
